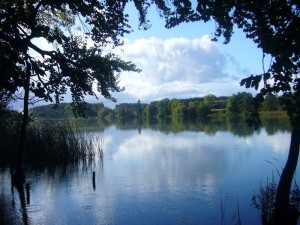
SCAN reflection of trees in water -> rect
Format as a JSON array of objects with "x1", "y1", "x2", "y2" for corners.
[
  {"x1": 226, "y1": 117, "x2": 258, "y2": 137},
  {"x1": 114, "y1": 117, "x2": 144, "y2": 131},
  {"x1": 260, "y1": 116, "x2": 291, "y2": 135},
  {"x1": 100, "y1": 116, "x2": 291, "y2": 137}
]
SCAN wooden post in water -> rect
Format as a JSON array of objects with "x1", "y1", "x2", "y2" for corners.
[{"x1": 92, "y1": 171, "x2": 96, "y2": 190}]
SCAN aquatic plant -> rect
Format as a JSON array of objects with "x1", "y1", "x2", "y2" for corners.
[
  {"x1": 251, "y1": 177, "x2": 277, "y2": 225},
  {"x1": 251, "y1": 175, "x2": 300, "y2": 225},
  {"x1": 0, "y1": 120, "x2": 103, "y2": 167}
]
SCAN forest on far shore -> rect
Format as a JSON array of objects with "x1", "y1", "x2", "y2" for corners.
[{"x1": 29, "y1": 92, "x2": 286, "y2": 121}]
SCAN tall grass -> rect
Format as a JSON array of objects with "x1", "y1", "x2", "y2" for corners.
[
  {"x1": 251, "y1": 174, "x2": 300, "y2": 225},
  {"x1": 0, "y1": 114, "x2": 20, "y2": 166},
  {"x1": 251, "y1": 177, "x2": 277, "y2": 225},
  {"x1": 0, "y1": 119, "x2": 103, "y2": 167}
]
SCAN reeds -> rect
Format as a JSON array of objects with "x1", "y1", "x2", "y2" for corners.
[
  {"x1": 251, "y1": 175, "x2": 300, "y2": 225},
  {"x1": 0, "y1": 119, "x2": 103, "y2": 167}
]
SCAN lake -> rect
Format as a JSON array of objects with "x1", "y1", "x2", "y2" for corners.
[{"x1": 0, "y1": 117, "x2": 298, "y2": 225}]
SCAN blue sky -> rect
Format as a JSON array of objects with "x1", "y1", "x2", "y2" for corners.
[{"x1": 88, "y1": 3, "x2": 268, "y2": 107}]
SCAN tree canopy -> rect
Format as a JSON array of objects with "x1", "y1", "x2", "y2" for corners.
[{"x1": 0, "y1": 0, "x2": 143, "y2": 115}]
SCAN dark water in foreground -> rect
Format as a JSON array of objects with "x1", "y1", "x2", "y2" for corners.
[{"x1": 0, "y1": 117, "x2": 298, "y2": 225}]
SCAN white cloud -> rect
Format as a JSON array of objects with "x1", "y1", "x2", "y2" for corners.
[
  {"x1": 97, "y1": 35, "x2": 253, "y2": 104},
  {"x1": 119, "y1": 35, "x2": 228, "y2": 84}
]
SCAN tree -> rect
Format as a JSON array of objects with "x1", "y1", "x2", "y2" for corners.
[
  {"x1": 187, "y1": 102, "x2": 197, "y2": 118},
  {"x1": 226, "y1": 94, "x2": 240, "y2": 117},
  {"x1": 1, "y1": 0, "x2": 146, "y2": 184},
  {"x1": 156, "y1": 98, "x2": 171, "y2": 118},
  {"x1": 262, "y1": 94, "x2": 280, "y2": 111},
  {"x1": 173, "y1": 103, "x2": 187, "y2": 117},
  {"x1": 226, "y1": 92, "x2": 254, "y2": 119},
  {"x1": 170, "y1": 99, "x2": 187, "y2": 117},
  {"x1": 203, "y1": 94, "x2": 216, "y2": 108},
  {"x1": 145, "y1": 102, "x2": 158, "y2": 118},
  {"x1": 196, "y1": 103, "x2": 211, "y2": 117},
  {"x1": 115, "y1": 107, "x2": 126, "y2": 118},
  {"x1": 98, "y1": 106, "x2": 113, "y2": 120},
  {"x1": 137, "y1": 1, "x2": 299, "y2": 224},
  {"x1": 239, "y1": 92, "x2": 255, "y2": 119},
  {"x1": 136, "y1": 99, "x2": 143, "y2": 118},
  {"x1": 170, "y1": 99, "x2": 180, "y2": 115}
]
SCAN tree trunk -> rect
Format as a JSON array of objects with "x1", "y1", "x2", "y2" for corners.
[
  {"x1": 272, "y1": 127, "x2": 300, "y2": 225},
  {"x1": 12, "y1": 62, "x2": 31, "y2": 186}
]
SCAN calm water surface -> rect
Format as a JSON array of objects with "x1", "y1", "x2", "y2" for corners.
[{"x1": 0, "y1": 118, "x2": 297, "y2": 225}]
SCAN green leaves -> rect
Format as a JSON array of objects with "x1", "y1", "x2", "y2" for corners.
[
  {"x1": 1, "y1": 0, "x2": 143, "y2": 116},
  {"x1": 240, "y1": 75, "x2": 262, "y2": 90}
]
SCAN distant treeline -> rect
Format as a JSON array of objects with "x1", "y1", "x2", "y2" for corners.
[{"x1": 29, "y1": 92, "x2": 286, "y2": 120}]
